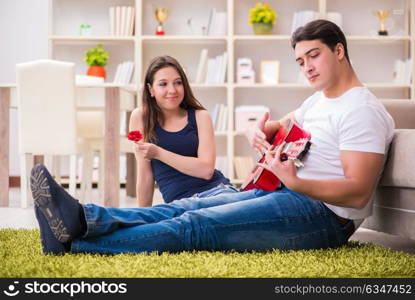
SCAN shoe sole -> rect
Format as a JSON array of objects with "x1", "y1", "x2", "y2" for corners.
[
  {"x1": 35, "y1": 207, "x2": 67, "y2": 255},
  {"x1": 34, "y1": 208, "x2": 47, "y2": 254},
  {"x1": 31, "y1": 165, "x2": 71, "y2": 243}
]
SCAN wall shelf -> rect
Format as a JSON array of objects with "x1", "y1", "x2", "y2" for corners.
[{"x1": 49, "y1": 0, "x2": 415, "y2": 184}]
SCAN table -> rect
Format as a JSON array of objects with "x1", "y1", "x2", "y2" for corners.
[{"x1": 0, "y1": 83, "x2": 136, "y2": 207}]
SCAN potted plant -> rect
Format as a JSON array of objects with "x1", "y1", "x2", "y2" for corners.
[
  {"x1": 84, "y1": 43, "x2": 109, "y2": 79},
  {"x1": 249, "y1": 2, "x2": 277, "y2": 35}
]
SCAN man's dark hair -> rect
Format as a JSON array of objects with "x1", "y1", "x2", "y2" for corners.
[{"x1": 291, "y1": 19, "x2": 350, "y2": 63}]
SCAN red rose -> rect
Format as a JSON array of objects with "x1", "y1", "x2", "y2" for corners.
[{"x1": 127, "y1": 130, "x2": 143, "y2": 142}]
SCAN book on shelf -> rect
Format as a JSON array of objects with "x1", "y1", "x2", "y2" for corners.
[
  {"x1": 204, "y1": 52, "x2": 228, "y2": 84},
  {"x1": 291, "y1": 11, "x2": 342, "y2": 33},
  {"x1": 109, "y1": 6, "x2": 135, "y2": 36},
  {"x1": 195, "y1": 49, "x2": 209, "y2": 84},
  {"x1": 113, "y1": 61, "x2": 135, "y2": 84},
  {"x1": 206, "y1": 9, "x2": 227, "y2": 36},
  {"x1": 115, "y1": 6, "x2": 121, "y2": 36},
  {"x1": 211, "y1": 103, "x2": 220, "y2": 128},
  {"x1": 206, "y1": 8, "x2": 215, "y2": 36},
  {"x1": 124, "y1": 6, "x2": 135, "y2": 36},
  {"x1": 218, "y1": 52, "x2": 228, "y2": 84},
  {"x1": 211, "y1": 103, "x2": 228, "y2": 132},
  {"x1": 215, "y1": 103, "x2": 223, "y2": 131},
  {"x1": 120, "y1": 6, "x2": 127, "y2": 36},
  {"x1": 291, "y1": 10, "x2": 320, "y2": 34},
  {"x1": 214, "y1": 104, "x2": 228, "y2": 132},
  {"x1": 129, "y1": 7, "x2": 135, "y2": 36},
  {"x1": 215, "y1": 55, "x2": 223, "y2": 84},
  {"x1": 205, "y1": 58, "x2": 216, "y2": 84},
  {"x1": 109, "y1": 7, "x2": 116, "y2": 36},
  {"x1": 241, "y1": 121, "x2": 312, "y2": 192},
  {"x1": 393, "y1": 58, "x2": 412, "y2": 85},
  {"x1": 219, "y1": 105, "x2": 228, "y2": 132}
]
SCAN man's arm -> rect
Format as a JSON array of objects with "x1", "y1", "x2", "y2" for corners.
[{"x1": 263, "y1": 146, "x2": 384, "y2": 209}]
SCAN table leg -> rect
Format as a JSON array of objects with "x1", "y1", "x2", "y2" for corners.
[
  {"x1": 0, "y1": 87, "x2": 10, "y2": 207},
  {"x1": 126, "y1": 153, "x2": 136, "y2": 198},
  {"x1": 125, "y1": 111, "x2": 136, "y2": 198},
  {"x1": 104, "y1": 87, "x2": 120, "y2": 207}
]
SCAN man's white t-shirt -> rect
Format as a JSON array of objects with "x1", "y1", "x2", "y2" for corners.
[{"x1": 294, "y1": 86, "x2": 395, "y2": 222}]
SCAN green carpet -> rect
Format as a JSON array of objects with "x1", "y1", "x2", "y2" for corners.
[{"x1": 1, "y1": 229, "x2": 414, "y2": 278}]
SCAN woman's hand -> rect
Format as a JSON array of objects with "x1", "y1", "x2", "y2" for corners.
[{"x1": 134, "y1": 142, "x2": 160, "y2": 160}]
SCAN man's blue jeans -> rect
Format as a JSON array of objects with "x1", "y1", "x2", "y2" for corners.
[{"x1": 71, "y1": 188, "x2": 355, "y2": 254}]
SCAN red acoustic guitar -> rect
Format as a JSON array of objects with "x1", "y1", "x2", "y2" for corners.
[{"x1": 241, "y1": 121, "x2": 312, "y2": 192}]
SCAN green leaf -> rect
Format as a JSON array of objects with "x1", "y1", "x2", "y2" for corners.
[{"x1": 83, "y1": 43, "x2": 110, "y2": 66}]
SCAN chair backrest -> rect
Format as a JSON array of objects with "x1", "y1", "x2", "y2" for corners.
[
  {"x1": 16, "y1": 59, "x2": 78, "y2": 154},
  {"x1": 381, "y1": 99, "x2": 415, "y2": 129}
]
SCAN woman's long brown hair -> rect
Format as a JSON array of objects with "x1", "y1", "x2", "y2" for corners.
[{"x1": 142, "y1": 55, "x2": 205, "y2": 142}]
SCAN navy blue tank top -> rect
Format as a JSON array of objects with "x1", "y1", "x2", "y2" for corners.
[{"x1": 151, "y1": 109, "x2": 230, "y2": 203}]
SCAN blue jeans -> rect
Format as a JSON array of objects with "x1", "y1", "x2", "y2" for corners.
[
  {"x1": 71, "y1": 188, "x2": 355, "y2": 254},
  {"x1": 193, "y1": 183, "x2": 239, "y2": 198}
]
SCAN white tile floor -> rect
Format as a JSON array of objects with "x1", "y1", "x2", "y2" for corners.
[{"x1": 1, "y1": 188, "x2": 414, "y2": 254}]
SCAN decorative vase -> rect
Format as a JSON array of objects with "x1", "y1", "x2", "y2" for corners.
[
  {"x1": 252, "y1": 23, "x2": 273, "y2": 35},
  {"x1": 87, "y1": 66, "x2": 106, "y2": 79}
]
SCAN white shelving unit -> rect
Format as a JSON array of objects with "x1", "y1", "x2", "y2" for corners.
[{"x1": 48, "y1": 0, "x2": 415, "y2": 184}]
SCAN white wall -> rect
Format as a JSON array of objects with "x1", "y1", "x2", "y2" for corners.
[{"x1": 0, "y1": 0, "x2": 48, "y2": 175}]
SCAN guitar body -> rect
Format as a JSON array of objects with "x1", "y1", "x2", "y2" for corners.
[{"x1": 241, "y1": 121, "x2": 311, "y2": 192}]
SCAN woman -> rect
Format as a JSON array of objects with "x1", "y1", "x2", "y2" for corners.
[{"x1": 129, "y1": 56, "x2": 237, "y2": 206}]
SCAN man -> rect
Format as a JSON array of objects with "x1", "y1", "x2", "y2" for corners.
[{"x1": 33, "y1": 20, "x2": 394, "y2": 255}]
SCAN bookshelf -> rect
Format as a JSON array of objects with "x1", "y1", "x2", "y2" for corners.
[{"x1": 48, "y1": 0, "x2": 415, "y2": 185}]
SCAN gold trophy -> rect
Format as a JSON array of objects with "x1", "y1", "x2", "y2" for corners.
[
  {"x1": 373, "y1": 10, "x2": 391, "y2": 36},
  {"x1": 155, "y1": 8, "x2": 169, "y2": 35}
]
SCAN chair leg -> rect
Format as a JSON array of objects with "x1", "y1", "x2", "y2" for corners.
[
  {"x1": 69, "y1": 154, "x2": 77, "y2": 197},
  {"x1": 98, "y1": 150, "x2": 105, "y2": 200},
  {"x1": 20, "y1": 153, "x2": 33, "y2": 208},
  {"x1": 54, "y1": 156, "x2": 62, "y2": 184},
  {"x1": 79, "y1": 155, "x2": 86, "y2": 203},
  {"x1": 81, "y1": 152, "x2": 93, "y2": 204}
]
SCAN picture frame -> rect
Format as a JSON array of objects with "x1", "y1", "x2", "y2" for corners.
[{"x1": 260, "y1": 60, "x2": 280, "y2": 84}]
